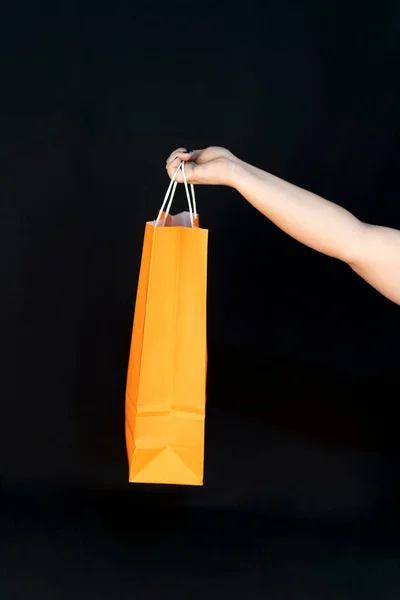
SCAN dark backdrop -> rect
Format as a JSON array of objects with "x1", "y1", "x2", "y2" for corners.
[{"x1": 1, "y1": 3, "x2": 400, "y2": 594}]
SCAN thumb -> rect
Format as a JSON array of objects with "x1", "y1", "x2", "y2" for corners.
[
  {"x1": 176, "y1": 148, "x2": 205, "y2": 162},
  {"x1": 175, "y1": 149, "x2": 195, "y2": 162}
]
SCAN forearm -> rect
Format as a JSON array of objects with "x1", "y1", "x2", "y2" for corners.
[{"x1": 228, "y1": 159, "x2": 365, "y2": 264}]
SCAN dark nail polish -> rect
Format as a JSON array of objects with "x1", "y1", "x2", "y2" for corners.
[{"x1": 185, "y1": 148, "x2": 192, "y2": 153}]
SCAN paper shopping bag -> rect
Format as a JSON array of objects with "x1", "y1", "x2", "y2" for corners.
[{"x1": 125, "y1": 163, "x2": 208, "y2": 485}]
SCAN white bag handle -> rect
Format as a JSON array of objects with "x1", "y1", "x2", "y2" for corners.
[{"x1": 154, "y1": 162, "x2": 197, "y2": 228}]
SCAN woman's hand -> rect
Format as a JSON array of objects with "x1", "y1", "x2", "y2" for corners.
[{"x1": 166, "y1": 146, "x2": 237, "y2": 186}]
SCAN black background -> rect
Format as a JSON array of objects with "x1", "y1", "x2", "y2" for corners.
[{"x1": 1, "y1": 2, "x2": 400, "y2": 597}]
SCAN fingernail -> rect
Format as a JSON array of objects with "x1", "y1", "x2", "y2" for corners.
[{"x1": 184, "y1": 148, "x2": 192, "y2": 153}]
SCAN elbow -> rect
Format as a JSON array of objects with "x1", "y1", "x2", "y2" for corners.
[{"x1": 344, "y1": 220, "x2": 369, "y2": 268}]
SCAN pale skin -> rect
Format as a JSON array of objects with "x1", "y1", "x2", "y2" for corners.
[{"x1": 166, "y1": 146, "x2": 400, "y2": 306}]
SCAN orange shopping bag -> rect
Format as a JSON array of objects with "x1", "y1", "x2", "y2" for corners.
[{"x1": 125, "y1": 162, "x2": 208, "y2": 485}]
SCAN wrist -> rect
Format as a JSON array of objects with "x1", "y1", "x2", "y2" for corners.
[{"x1": 225, "y1": 157, "x2": 248, "y2": 189}]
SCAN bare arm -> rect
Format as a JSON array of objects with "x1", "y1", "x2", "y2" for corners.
[
  {"x1": 166, "y1": 147, "x2": 400, "y2": 305},
  {"x1": 229, "y1": 159, "x2": 400, "y2": 305}
]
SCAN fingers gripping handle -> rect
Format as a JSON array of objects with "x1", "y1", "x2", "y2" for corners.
[{"x1": 155, "y1": 162, "x2": 197, "y2": 227}]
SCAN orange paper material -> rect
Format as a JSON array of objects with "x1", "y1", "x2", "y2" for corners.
[{"x1": 125, "y1": 208, "x2": 208, "y2": 486}]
